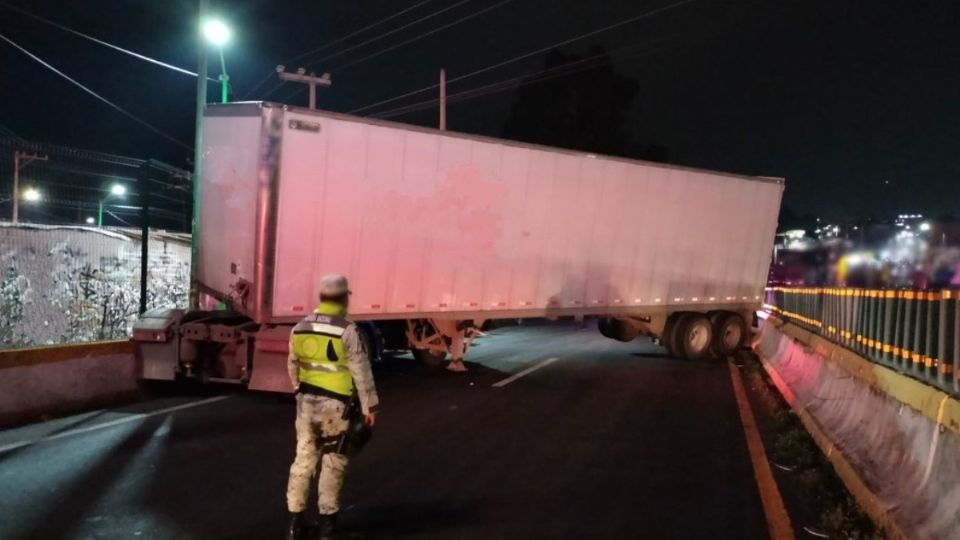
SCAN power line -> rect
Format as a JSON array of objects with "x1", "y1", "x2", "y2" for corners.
[
  {"x1": 373, "y1": 1, "x2": 784, "y2": 121},
  {"x1": 373, "y1": 17, "x2": 741, "y2": 121},
  {"x1": 309, "y1": 0, "x2": 473, "y2": 70},
  {"x1": 372, "y1": 54, "x2": 614, "y2": 118},
  {"x1": 243, "y1": 0, "x2": 435, "y2": 99},
  {"x1": 281, "y1": 0, "x2": 515, "y2": 104},
  {"x1": 0, "y1": 122, "x2": 23, "y2": 140},
  {"x1": 104, "y1": 209, "x2": 135, "y2": 227},
  {"x1": 0, "y1": 0, "x2": 216, "y2": 82},
  {"x1": 0, "y1": 32, "x2": 192, "y2": 152},
  {"x1": 337, "y1": 0, "x2": 516, "y2": 72},
  {"x1": 350, "y1": 0, "x2": 697, "y2": 115},
  {"x1": 372, "y1": 45, "x2": 644, "y2": 119},
  {"x1": 264, "y1": 0, "x2": 475, "y2": 100},
  {"x1": 0, "y1": 138, "x2": 145, "y2": 167}
]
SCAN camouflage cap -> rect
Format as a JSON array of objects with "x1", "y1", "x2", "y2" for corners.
[{"x1": 319, "y1": 274, "x2": 351, "y2": 296}]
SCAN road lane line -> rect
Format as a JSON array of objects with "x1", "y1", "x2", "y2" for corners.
[
  {"x1": 0, "y1": 395, "x2": 230, "y2": 454},
  {"x1": 728, "y1": 361, "x2": 796, "y2": 540},
  {"x1": 492, "y1": 357, "x2": 559, "y2": 387}
]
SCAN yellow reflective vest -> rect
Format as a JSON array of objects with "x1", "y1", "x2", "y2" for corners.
[{"x1": 291, "y1": 303, "x2": 354, "y2": 397}]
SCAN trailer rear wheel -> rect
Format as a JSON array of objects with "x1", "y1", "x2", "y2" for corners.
[
  {"x1": 670, "y1": 313, "x2": 713, "y2": 360},
  {"x1": 407, "y1": 320, "x2": 448, "y2": 368},
  {"x1": 710, "y1": 312, "x2": 747, "y2": 358},
  {"x1": 412, "y1": 347, "x2": 447, "y2": 367},
  {"x1": 598, "y1": 318, "x2": 616, "y2": 339},
  {"x1": 355, "y1": 322, "x2": 383, "y2": 362},
  {"x1": 598, "y1": 318, "x2": 637, "y2": 342},
  {"x1": 707, "y1": 310, "x2": 726, "y2": 328},
  {"x1": 661, "y1": 312, "x2": 685, "y2": 356}
]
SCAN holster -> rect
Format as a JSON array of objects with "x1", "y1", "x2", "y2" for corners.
[{"x1": 335, "y1": 395, "x2": 373, "y2": 456}]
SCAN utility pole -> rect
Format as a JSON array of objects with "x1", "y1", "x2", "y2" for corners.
[
  {"x1": 275, "y1": 66, "x2": 331, "y2": 110},
  {"x1": 11, "y1": 150, "x2": 48, "y2": 224},
  {"x1": 190, "y1": 0, "x2": 208, "y2": 309},
  {"x1": 139, "y1": 161, "x2": 153, "y2": 315},
  {"x1": 439, "y1": 68, "x2": 447, "y2": 131}
]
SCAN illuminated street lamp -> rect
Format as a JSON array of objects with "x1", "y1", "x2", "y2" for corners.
[
  {"x1": 22, "y1": 187, "x2": 42, "y2": 203},
  {"x1": 203, "y1": 19, "x2": 231, "y2": 103},
  {"x1": 919, "y1": 222, "x2": 932, "y2": 232},
  {"x1": 98, "y1": 183, "x2": 126, "y2": 228},
  {"x1": 85, "y1": 217, "x2": 95, "y2": 225}
]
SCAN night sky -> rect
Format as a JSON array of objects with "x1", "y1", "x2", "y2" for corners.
[{"x1": 1, "y1": 0, "x2": 958, "y2": 221}]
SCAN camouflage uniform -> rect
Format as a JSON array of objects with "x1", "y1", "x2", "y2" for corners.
[{"x1": 286, "y1": 323, "x2": 379, "y2": 515}]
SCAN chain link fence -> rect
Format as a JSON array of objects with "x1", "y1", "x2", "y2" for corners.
[{"x1": 0, "y1": 138, "x2": 192, "y2": 350}]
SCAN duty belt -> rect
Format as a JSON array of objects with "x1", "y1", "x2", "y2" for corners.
[{"x1": 298, "y1": 382, "x2": 351, "y2": 403}]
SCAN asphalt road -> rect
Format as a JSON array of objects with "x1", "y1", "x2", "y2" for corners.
[{"x1": 0, "y1": 322, "x2": 769, "y2": 540}]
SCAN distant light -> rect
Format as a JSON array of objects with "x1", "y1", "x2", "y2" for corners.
[
  {"x1": 85, "y1": 217, "x2": 95, "y2": 225},
  {"x1": 22, "y1": 187, "x2": 41, "y2": 202},
  {"x1": 203, "y1": 19, "x2": 231, "y2": 46},
  {"x1": 853, "y1": 226, "x2": 859, "y2": 231},
  {"x1": 833, "y1": 226, "x2": 840, "y2": 233},
  {"x1": 110, "y1": 184, "x2": 126, "y2": 196},
  {"x1": 919, "y1": 222, "x2": 931, "y2": 232}
]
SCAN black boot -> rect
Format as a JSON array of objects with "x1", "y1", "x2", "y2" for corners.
[
  {"x1": 318, "y1": 513, "x2": 338, "y2": 540},
  {"x1": 286, "y1": 512, "x2": 305, "y2": 540}
]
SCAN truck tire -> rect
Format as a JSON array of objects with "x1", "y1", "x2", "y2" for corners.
[
  {"x1": 412, "y1": 347, "x2": 447, "y2": 367},
  {"x1": 710, "y1": 311, "x2": 747, "y2": 358},
  {"x1": 707, "y1": 310, "x2": 726, "y2": 328},
  {"x1": 661, "y1": 312, "x2": 685, "y2": 356},
  {"x1": 598, "y1": 318, "x2": 616, "y2": 339},
  {"x1": 355, "y1": 322, "x2": 383, "y2": 362},
  {"x1": 670, "y1": 312, "x2": 713, "y2": 360},
  {"x1": 599, "y1": 318, "x2": 638, "y2": 342},
  {"x1": 408, "y1": 320, "x2": 447, "y2": 368}
]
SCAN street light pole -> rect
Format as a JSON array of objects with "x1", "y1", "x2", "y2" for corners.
[
  {"x1": 218, "y1": 47, "x2": 229, "y2": 103},
  {"x1": 97, "y1": 184, "x2": 126, "y2": 228},
  {"x1": 191, "y1": 0, "x2": 209, "y2": 309}
]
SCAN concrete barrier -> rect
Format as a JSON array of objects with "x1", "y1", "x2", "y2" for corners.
[
  {"x1": 0, "y1": 341, "x2": 140, "y2": 427},
  {"x1": 755, "y1": 317, "x2": 960, "y2": 540}
]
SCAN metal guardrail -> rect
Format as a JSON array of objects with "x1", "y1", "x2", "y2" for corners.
[{"x1": 765, "y1": 287, "x2": 960, "y2": 395}]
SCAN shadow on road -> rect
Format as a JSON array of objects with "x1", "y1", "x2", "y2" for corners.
[{"x1": 342, "y1": 499, "x2": 480, "y2": 538}]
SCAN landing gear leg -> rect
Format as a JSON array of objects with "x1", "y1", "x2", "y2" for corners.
[
  {"x1": 447, "y1": 329, "x2": 467, "y2": 372},
  {"x1": 407, "y1": 319, "x2": 482, "y2": 371}
]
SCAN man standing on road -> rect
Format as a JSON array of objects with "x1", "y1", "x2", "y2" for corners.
[{"x1": 285, "y1": 275, "x2": 379, "y2": 540}]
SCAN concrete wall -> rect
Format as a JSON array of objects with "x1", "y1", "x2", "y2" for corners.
[
  {"x1": 0, "y1": 341, "x2": 140, "y2": 427},
  {"x1": 755, "y1": 318, "x2": 960, "y2": 540}
]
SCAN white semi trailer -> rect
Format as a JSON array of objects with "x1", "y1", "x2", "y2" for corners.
[{"x1": 133, "y1": 102, "x2": 783, "y2": 392}]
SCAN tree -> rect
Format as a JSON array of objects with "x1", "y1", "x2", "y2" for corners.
[{"x1": 500, "y1": 46, "x2": 667, "y2": 163}]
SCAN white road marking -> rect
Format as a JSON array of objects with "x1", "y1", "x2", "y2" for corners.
[
  {"x1": 0, "y1": 396, "x2": 230, "y2": 454},
  {"x1": 492, "y1": 357, "x2": 560, "y2": 388}
]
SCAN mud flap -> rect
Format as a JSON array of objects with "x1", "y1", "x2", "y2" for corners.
[{"x1": 248, "y1": 325, "x2": 296, "y2": 393}]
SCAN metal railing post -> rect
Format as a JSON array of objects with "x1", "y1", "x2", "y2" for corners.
[
  {"x1": 882, "y1": 290, "x2": 895, "y2": 365},
  {"x1": 895, "y1": 291, "x2": 908, "y2": 370},
  {"x1": 925, "y1": 292, "x2": 940, "y2": 386},
  {"x1": 910, "y1": 291, "x2": 930, "y2": 378}
]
